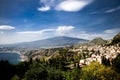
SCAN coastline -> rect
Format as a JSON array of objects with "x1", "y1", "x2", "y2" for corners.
[{"x1": 0, "y1": 51, "x2": 28, "y2": 62}]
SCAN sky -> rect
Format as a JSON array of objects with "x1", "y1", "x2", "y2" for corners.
[{"x1": 0, "y1": 0, "x2": 120, "y2": 44}]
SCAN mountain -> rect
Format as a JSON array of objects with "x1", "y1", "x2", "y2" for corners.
[
  {"x1": 90, "y1": 37, "x2": 107, "y2": 45},
  {"x1": 2, "y1": 36, "x2": 88, "y2": 49}
]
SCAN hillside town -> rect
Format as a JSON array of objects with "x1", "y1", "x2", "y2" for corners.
[{"x1": 70, "y1": 44, "x2": 120, "y2": 67}]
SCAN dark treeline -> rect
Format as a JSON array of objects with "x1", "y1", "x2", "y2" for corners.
[{"x1": 0, "y1": 49, "x2": 120, "y2": 80}]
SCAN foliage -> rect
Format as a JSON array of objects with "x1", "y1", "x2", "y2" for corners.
[
  {"x1": 112, "y1": 54, "x2": 120, "y2": 73},
  {"x1": 80, "y1": 62, "x2": 119, "y2": 80},
  {"x1": 15, "y1": 61, "x2": 30, "y2": 79},
  {"x1": 63, "y1": 68, "x2": 81, "y2": 80},
  {"x1": 23, "y1": 61, "x2": 63, "y2": 80},
  {"x1": 101, "y1": 56, "x2": 110, "y2": 66},
  {"x1": 112, "y1": 33, "x2": 120, "y2": 44}
]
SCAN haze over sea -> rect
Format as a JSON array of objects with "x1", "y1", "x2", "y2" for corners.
[{"x1": 0, "y1": 52, "x2": 22, "y2": 64}]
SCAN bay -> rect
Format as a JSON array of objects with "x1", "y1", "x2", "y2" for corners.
[{"x1": 0, "y1": 52, "x2": 22, "y2": 64}]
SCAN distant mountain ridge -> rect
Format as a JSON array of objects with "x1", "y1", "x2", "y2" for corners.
[
  {"x1": 90, "y1": 37, "x2": 107, "y2": 45},
  {"x1": 1, "y1": 36, "x2": 88, "y2": 49}
]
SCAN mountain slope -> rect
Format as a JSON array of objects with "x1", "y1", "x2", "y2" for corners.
[{"x1": 5, "y1": 36, "x2": 88, "y2": 49}]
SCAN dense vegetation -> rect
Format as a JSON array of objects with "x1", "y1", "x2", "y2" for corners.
[
  {"x1": 0, "y1": 48, "x2": 120, "y2": 80},
  {"x1": 112, "y1": 33, "x2": 120, "y2": 45}
]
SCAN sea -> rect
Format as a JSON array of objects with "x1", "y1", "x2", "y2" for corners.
[{"x1": 0, "y1": 52, "x2": 23, "y2": 64}]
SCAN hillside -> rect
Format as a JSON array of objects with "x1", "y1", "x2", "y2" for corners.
[{"x1": 90, "y1": 37, "x2": 107, "y2": 45}]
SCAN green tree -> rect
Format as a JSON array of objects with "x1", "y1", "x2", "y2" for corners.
[{"x1": 16, "y1": 62, "x2": 30, "y2": 79}]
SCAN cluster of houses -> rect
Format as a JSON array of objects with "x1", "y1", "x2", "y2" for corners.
[{"x1": 71, "y1": 45, "x2": 120, "y2": 67}]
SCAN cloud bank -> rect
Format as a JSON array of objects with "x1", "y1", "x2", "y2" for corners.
[
  {"x1": 1, "y1": 25, "x2": 74, "y2": 44},
  {"x1": 0, "y1": 25, "x2": 119, "y2": 44},
  {"x1": 17, "y1": 29, "x2": 54, "y2": 34},
  {"x1": 56, "y1": 26, "x2": 74, "y2": 35}
]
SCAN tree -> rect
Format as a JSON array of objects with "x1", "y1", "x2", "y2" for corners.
[
  {"x1": 16, "y1": 62, "x2": 30, "y2": 79},
  {"x1": 101, "y1": 56, "x2": 110, "y2": 66}
]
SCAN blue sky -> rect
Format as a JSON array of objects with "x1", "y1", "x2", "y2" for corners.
[{"x1": 0, "y1": 0, "x2": 120, "y2": 44}]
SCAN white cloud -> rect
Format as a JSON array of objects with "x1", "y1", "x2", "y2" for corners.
[
  {"x1": 37, "y1": 6, "x2": 50, "y2": 11},
  {"x1": 90, "y1": 6, "x2": 120, "y2": 14},
  {"x1": 17, "y1": 26, "x2": 74, "y2": 35},
  {"x1": 0, "y1": 25, "x2": 15, "y2": 30},
  {"x1": 56, "y1": 0, "x2": 93, "y2": 12},
  {"x1": 56, "y1": 26, "x2": 74, "y2": 35},
  {"x1": 17, "y1": 29, "x2": 54, "y2": 34},
  {"x1": 105, "y1": 6, "x2": 120, "y2": 13},
  {"x1": 104, "y1": 28, "x2": 120, "y2": 34},
  {"x1": 38, "y1": 0, "x2": 93, "y2": 12}
]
